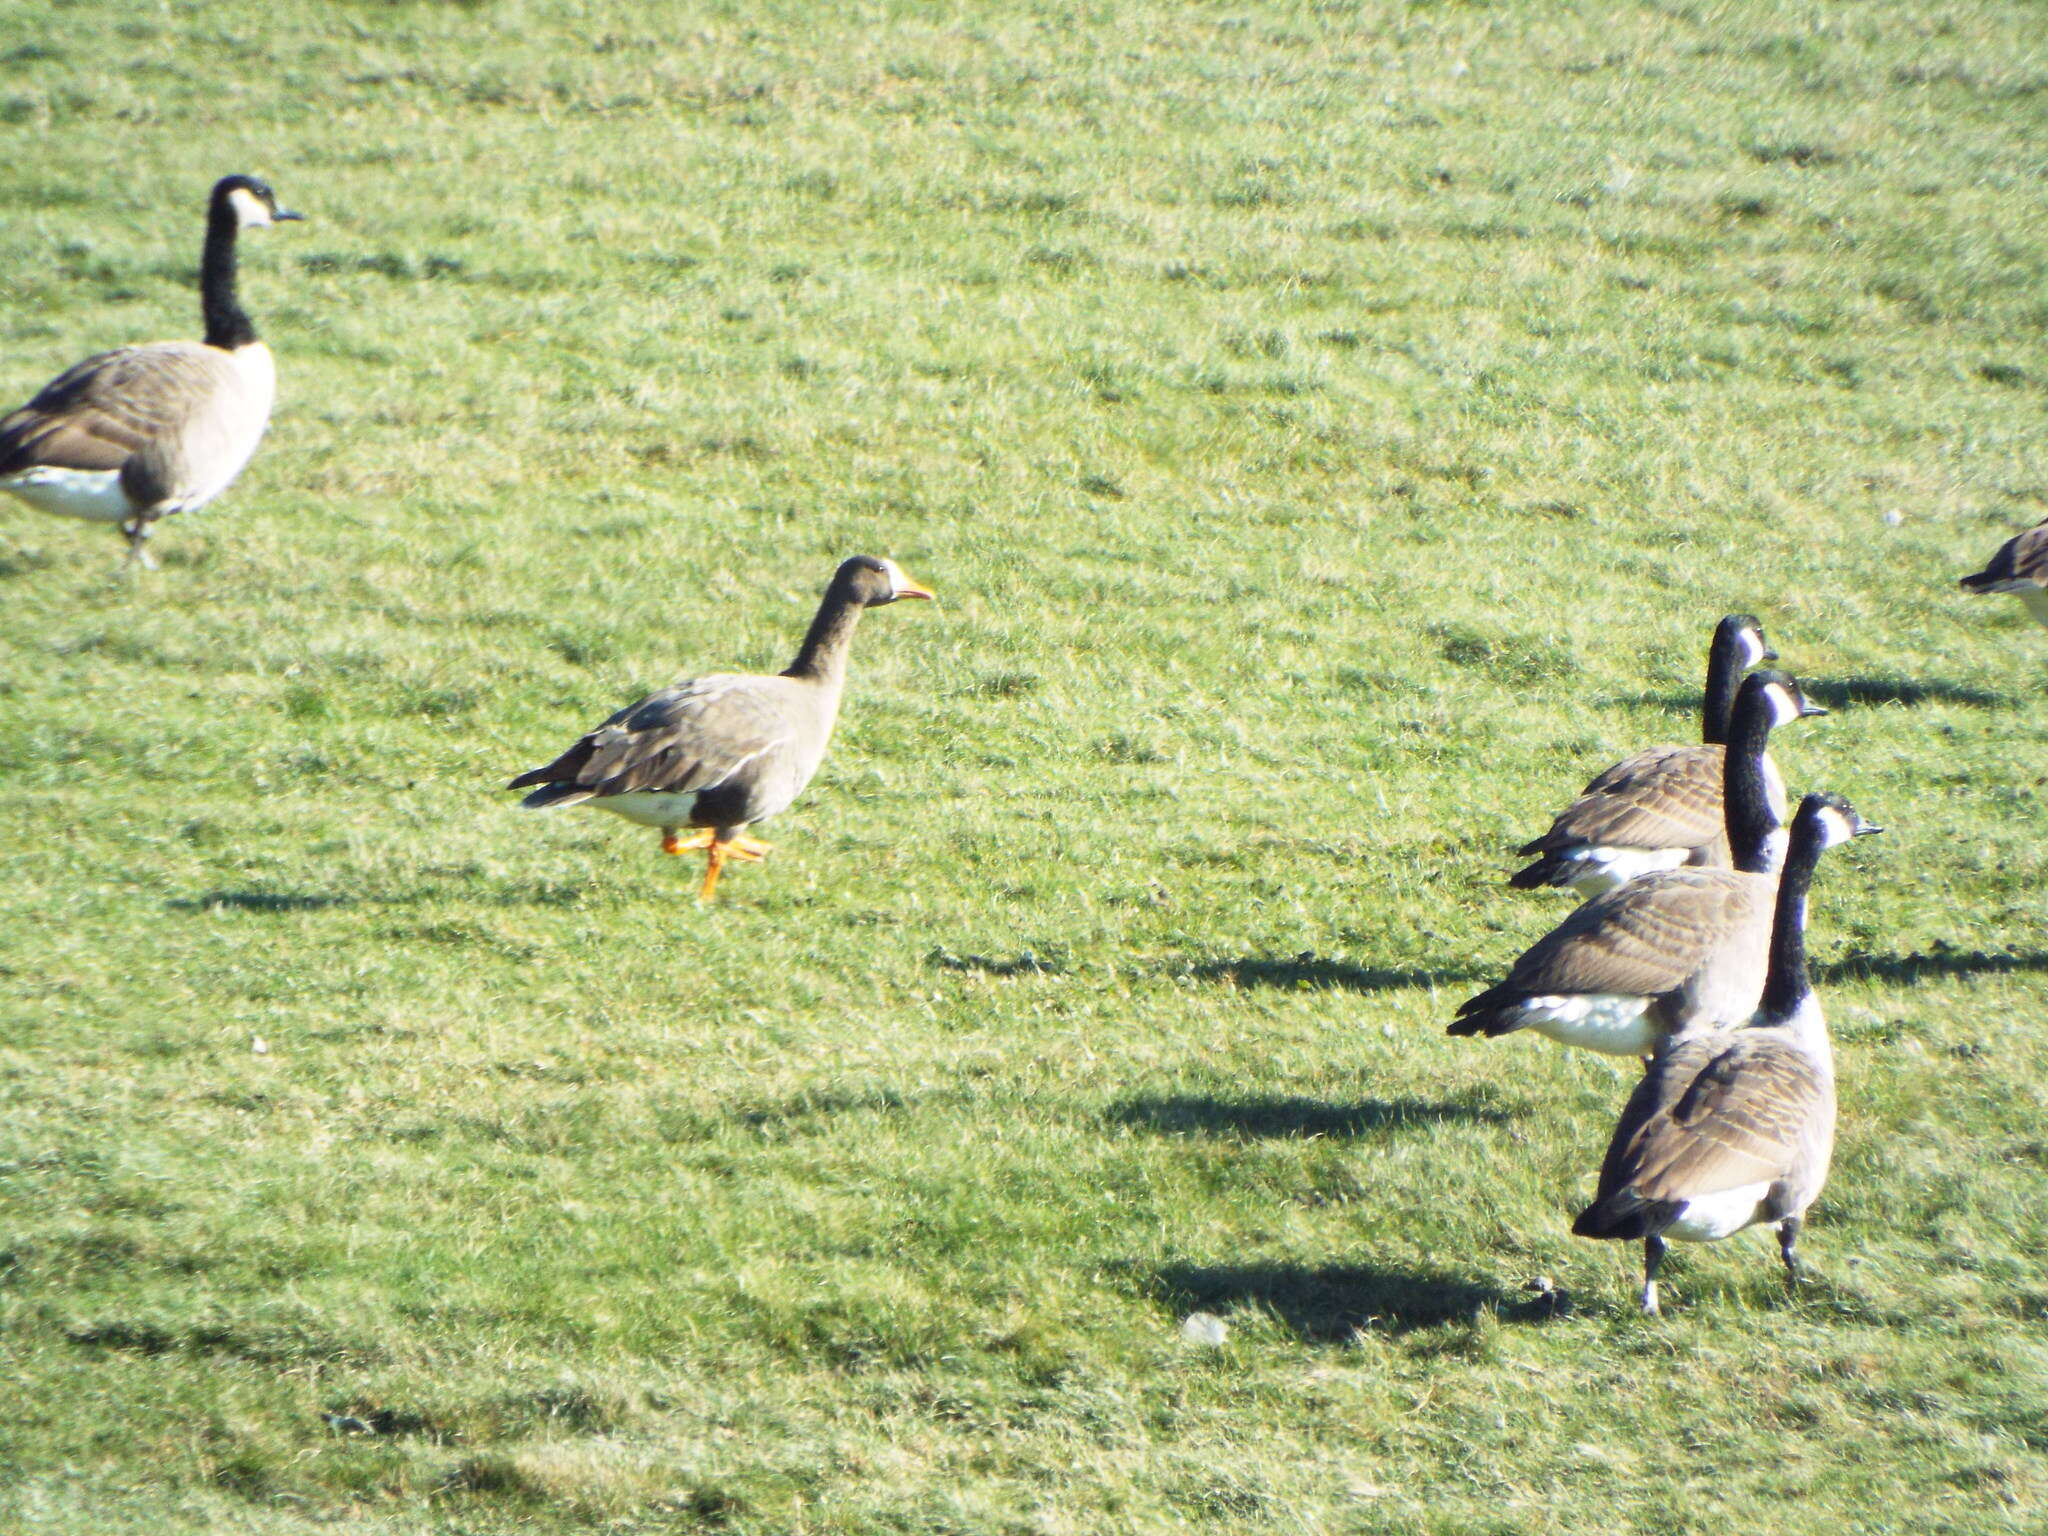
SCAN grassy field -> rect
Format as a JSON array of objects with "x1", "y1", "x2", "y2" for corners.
[{"x1": 3, "y1": 1, "x2": 2047, "y2": 1530}]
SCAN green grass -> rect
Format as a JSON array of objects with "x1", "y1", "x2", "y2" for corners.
[{"x1": 3, "y1": 1, "x2": 2047, "y2": 1531}]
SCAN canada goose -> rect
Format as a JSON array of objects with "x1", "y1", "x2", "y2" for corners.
[
  {"x1": 1450, "y1": 671, "x2": 1815, "y2": 1057},
  {"x1": 1572, "y1": 792, "x2": 1880, "y2": 1315},
  {"x1": 1511, "y1": 615, "x2": 1812, "y2": 896},
  {"x1": 508, "y1": 555, "x2": 933, "y2": 901},
  {"x1": 0, "y1": 174, "x2": 302, "y2": 567},
  {"x1": 1958, "y1": 520, "x2": 2048, "y2": 628}
]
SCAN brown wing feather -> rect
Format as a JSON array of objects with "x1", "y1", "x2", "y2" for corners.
[
  {"x1": 0, "y1": 343, "x2": 233, "y2": 494},
  {"x1": 1600, "y1": 1032, "x2": 1832, "y2": 1203},
  {"x1": 511, "y1": 676, "x2": 800, "y2": 800},
  {"x1": 1960, "y1": 521, "x2": 2048, "y2": 592},
  {"x1": 1488, "y1": 869, "x2": 1762, "y2": 1000},
  {"x1": 1523, "y1": 744, "x2": 1728, "y2": 856}
]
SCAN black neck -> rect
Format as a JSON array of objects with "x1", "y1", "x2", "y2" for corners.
[
  {"x1": 1723, "y1": 689, "x2": 1778, "y2": 874},
  {"x1": 1700, "y1": 632, "x2": 1742, "y2": 746},
  {"x1": 783, "y1": 582, "x2": 865, "y2": 683},
  {"x1": 200, "y1": 199, "x2": 257, "y2": 350},
  {"x1": 1759, "y1": 819, "x2": 1821, "y2": 1022}
]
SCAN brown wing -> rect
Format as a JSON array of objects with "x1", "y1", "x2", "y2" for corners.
[
  {"x1": 1960, "y1": 521, "x2": 2048, "y2": 592},
  {"x1": 1597, "y1": 1031, "x2": 1832, "y2": 1204},
  {"x1": 1521, "y1": 744, "x2": 1727, "y2": 856},
  {"x1": 509, "y1": 675, "x2": 801, "y2": 802},
  {"x1": 0, "y1": 343, "x2": 233, "y2": 502},
  {"x1": 1485, "y1": 869, "x2": 1760, "y2": 1001}
]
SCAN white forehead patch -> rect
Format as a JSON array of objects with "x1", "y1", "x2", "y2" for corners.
[
  {"x1": 227, "y1": 186, "x2": 273, "y2": 228},
  {"x1": 880, "y1": 558, "x2": 910, "y2": 594}
]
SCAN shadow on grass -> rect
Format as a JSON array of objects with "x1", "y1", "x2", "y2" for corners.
[
  {"x1": 1108, "y1": 1093, "x2": 1510, "y2": 1140},
  {"x1": 1618, "y1": 675, "x2": 2011, "y2": 713},
  {"x1": 1187, "y1": 955, "x2": 1488, "y2": 992},
  {"x1": 168, "y1": 890, "x2": 356, "y2": 913},
  {"x1": 1803, "y1": 675, "x2": 2013, "y2": 710},
  {"x1": 926, "y1": 946, "x2": 1065, "y2": 976},
  {"x1": 1816, "y1": 947, "x2": 2048, "y2": 985},
  {"x1": 0, "y1": 546, "x2": 57, "y2": 579},
  {"x1": 167, "y1": 882, "x2": 594, "y2": 915},
  {"x1": 1148, "y1": 1261, "x2": 1537, "y2": 1340}
]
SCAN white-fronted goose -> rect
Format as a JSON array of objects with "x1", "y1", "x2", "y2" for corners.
[
  {"x1": 1511, "y1": 615, "x2": 1812, "y2": 896},
  {"x1": 1959, "y1": 520, "x2": 2048, "y2": 628},
  {"x1": 508, "y1": 555, "x2": 933, "y2": 900},
  {"x1": 0, "y1": 174, "x2": 302, "y2": 567},
  {"x1": 1450, "y1": 672, "x2": 1813, "y2": 1057},
  {"x1": 1573, "y1": 792, "x2": 1880, "y2": 1315}
]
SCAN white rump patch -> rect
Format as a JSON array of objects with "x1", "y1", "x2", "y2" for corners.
[
  {"x1": 1663, "y1": 1183, "x2": 1774, "y2": 1243},
  {"x1": 0, "y1": 466, "x2": 133, "y2": 523},
  {"x1": 1559, "y1": 844, "x2": 1689, "y2": 896},
  {"x1": 1518, "y1": 992, "x2": 1658, "y2": 1056}
]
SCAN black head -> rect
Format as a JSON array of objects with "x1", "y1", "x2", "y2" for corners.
[
  {"x1": 832, "y1": 555, "x2": 934, "y2": 607},
  {"x1": 211, "y1": 174, "x2": 304, "y2": 227},
  {"x1": 1713, "y1": 612, "x2": 1775, "y2": 666}
]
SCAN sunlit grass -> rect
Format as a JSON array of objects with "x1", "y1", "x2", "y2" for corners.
[{"x1": 2, "y1": 2, "x2": 2046, "y2": 1532}]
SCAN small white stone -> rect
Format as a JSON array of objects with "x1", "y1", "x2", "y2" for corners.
[
  {"x1": 1180, "y1": 1311, "x2": 1229, "y2": 1347},
  {"x1": 1883, "y1": 510, "x2": 1904, "y2": 527},
  {"x1": 1450, "y1": 59, "x2": 1471, "y2": 78},
  {"x1": 251, "y1": 1035, "x2": 269, "y2": 1055}
]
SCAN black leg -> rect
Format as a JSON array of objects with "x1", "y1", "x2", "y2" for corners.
[
  {"x1": 1641, "y1": 1233, "x2": 1667, "y2": 1316},
  {"x1": 1778, "y1": 1216, "x2": 1803, "y2": 1291},
  {"x1": 122, "y1": 518, "x2": 158, "y2": 570}
]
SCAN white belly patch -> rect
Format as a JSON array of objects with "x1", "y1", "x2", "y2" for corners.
[
  {"x1": 1520, "y1": 992, "x2": 1658, "y2": 1056},
  {"x1": 593, "y1": 792, "x2": 705, "y2": 829},
  {"x1": 1562, "y1": 845, "x2": 1690, "y2": 895},
  {"x1": 0, "y1": 466, "x2": 133, "y2": 524},
  {"x1": 1663, "y1": 1183, "x2": 1774, "y2": 1243}
]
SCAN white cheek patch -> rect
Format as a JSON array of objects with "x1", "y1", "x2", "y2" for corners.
[
  {"x1": 227, "y1": 187, "x2": 273, "y2": 227},
  {"x1": 1766, "y1": 684, "x2": 1803, "y2": 728},
  {"x1": 1739, "y1": 631, "x2": 1768, "y2": 668},
  {"x1": 1815, "y1": 807, "x2": 1857, "y2": 848}
]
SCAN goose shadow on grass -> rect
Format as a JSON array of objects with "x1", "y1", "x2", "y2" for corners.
[
  {"x1": 1816, "y1": 947, "x2": 2048, "y2": 986},
  {"x1": 166, "y1": 882, "x2": 594, "y2": 915},
  {"x1": 1619, "y1": 675, "x2": 2012, "y2": 713},
  {"x1": 1186, "y1": 955, "x2": 1490, "y2": 993},
  {"x1": 1144, "y1": 1261, "x2": 1543, "y2": 1340},
  {"x1": 166, "y1": 890, "x2": 358, "y2": 914},
  {"x1": 1108, "y1": 1093, "x2": 1512, "y2": 1141}
]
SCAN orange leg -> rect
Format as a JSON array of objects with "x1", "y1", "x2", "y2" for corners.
[
  {"x1": 700, "y1": 842, "x2": 728, "y2": 902},
  {"x1": 671, "y1": 829, "x2": 770, "y2": 903}
]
